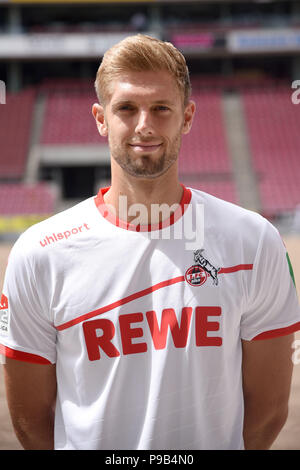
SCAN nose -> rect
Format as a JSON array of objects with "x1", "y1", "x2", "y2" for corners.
[{"x1": 135, "y1": 110, "x2": 154, "y2": 136}]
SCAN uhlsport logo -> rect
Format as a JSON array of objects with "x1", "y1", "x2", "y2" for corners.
[{"x1": 185, "y1": 249, "x2": 220, "y2": 287}]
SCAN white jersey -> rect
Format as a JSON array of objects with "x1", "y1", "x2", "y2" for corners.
[{"x1": 1, "y1": 185, "x2": 300, "y2": 450}]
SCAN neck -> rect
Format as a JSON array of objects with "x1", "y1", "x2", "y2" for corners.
[{"x1": 103, "y1": 161, "x2": 183, "y2": 225}]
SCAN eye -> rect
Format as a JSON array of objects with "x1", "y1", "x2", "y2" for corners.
[
  {"x1": 113, "y1": 103, "x2": 136, "y2": 113},
  {"x1": 154, "y1": 105, "x2": 170, "y2": 112},
  {"x1": 119, "y1": 105, "x2": 135, "y2": 111}
]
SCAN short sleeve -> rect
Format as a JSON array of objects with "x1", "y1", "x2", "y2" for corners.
[
  {"x1": 0, "y1": 236, "x2": 57, "y2": 364},
  {"x1": 240, "y1": 220, "x2": 300, "y2": 341}
]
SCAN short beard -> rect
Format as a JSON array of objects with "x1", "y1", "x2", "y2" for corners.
[
  {"x1": 110, "y1": 133, "x2": 182, "y2": 179},
  {"x1": 113, "y1": 151, "x2": 178, "y2": 179}
]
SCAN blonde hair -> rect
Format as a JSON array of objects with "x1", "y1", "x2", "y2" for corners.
[{"x1": 94, "y1": 34, "x2": 191, "y2": 106}]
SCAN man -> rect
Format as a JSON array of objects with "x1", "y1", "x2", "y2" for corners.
[{"x1": 1, "y1": 35, "x2": 300, "y2": 450}]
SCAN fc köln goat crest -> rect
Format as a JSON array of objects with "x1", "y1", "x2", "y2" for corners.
[{"x1": 185, "y1": 249, "x2": 220, "y2": 287}]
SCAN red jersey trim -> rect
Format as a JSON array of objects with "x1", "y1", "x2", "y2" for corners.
[
  {"x1": 94, "y1": 184, "x2": 192, "y2": 232},
  {"x1": 56, "y1": 264, "x2": 253, "y2": 331},
  {"x1": 252, "y1": 322, "x2": 300, "y2": 341},
  {"x1": 219, "y1": 264, "x2": 253, "y2": 274},
  {"x1": 56, "y1": 276, "x2": 185, "y2": 331},
  {"x1": 0, "y1": 344, "x2": 52, "y2": 364}
]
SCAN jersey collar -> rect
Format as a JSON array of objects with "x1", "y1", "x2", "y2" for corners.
[{"x1": 94, "y1": 184, "x2": 192, "y2": 232}]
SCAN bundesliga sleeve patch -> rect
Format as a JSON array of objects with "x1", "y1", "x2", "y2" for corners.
[{"x1": 0, "y1": 293, "x2": 10, "y2": 336}]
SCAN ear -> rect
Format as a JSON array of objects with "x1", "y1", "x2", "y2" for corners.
[
  {"x1": 92, "y1": 103, "x2": 108, "y2": 137},
  {"x1": 182, "y1": 100, "x2": 196, "y2": 135}
]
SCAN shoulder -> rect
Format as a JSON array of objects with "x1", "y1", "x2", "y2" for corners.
[
  {"x1": 190, "y1": 187, "x2": 272, "y2": 235},
  {"x1": 188, "y1": 187, "x2": 283, "y2": 259},
  {"x1": 8, "y1": 197, "x2": 95, "y2": 265}
]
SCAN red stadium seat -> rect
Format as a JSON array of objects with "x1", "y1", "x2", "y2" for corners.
[
  {"x1": 241, "y1": 86, "x2": 300, "y2": 215},
  {"x1": 0, "y1": 183, "x2": 56, "y2": 215},
  {"x1": 179, "y1": 89, "x2": 231, "y2": 174},
  {"x1": 40, "y1": 87, "x2": 106, "y2": 145},
  {"x1": 0, "y1": 88, "x2": 36, "y2": 179}
]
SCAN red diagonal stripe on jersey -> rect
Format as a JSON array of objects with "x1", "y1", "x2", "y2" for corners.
[
  {"x1": 219, "y1": 264, "x2": 253, "y2": 274},
  {"x1": 56, "y1": 264, "x2": 253, "y2": 331},
  {"x1": 56, "y1": 276, "x2": 185, "y2": 331}
]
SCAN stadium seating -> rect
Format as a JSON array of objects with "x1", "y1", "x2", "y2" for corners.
[
  {"x1": 178, "y1": 88, "x2": 237, "y2": 203},
  {"x1": 241, "y1": 86, "x2": 300, "y2": 215},
  {"x1": 190, "y1": 75, "x2": 284, "y2": 91},
  {"x1": 179, "y1": 89, "x2": 231, "y2": 174},
  {"x1": 19, "y1": 77, "x2": 298, "y2": 216},
  {"x1": 0, "y1": 183, "x2": 56, "y2": 215},
  {"x1": 39, "y1": 80, "x2": 237, "y2": 204},
  {"x1": 0, "y1": 88, "x2": 36, "y2": 179},
  {"x1": 40, "y1": 85, "x2": 104, "y2": 145}
]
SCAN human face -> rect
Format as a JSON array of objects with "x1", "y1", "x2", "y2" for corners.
[{"x1": 93, "y1": 70, "x2": 195, "y2": 179}]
